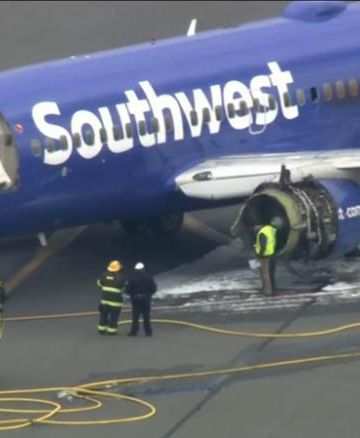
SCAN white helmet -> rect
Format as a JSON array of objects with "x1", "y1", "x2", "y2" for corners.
[{"x1": 135, "y1": 262, "x2": 145, "y2": 271}]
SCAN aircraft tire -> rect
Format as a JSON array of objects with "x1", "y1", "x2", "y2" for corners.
[{"x1": 150, "y1": 211, "x2": 184, "y2": 236}]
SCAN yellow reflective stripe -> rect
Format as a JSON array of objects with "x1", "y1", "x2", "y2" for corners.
[
  {"x1": 97, "y1": 279, "x2": 102, "y2": 287},
  {"x1": 106, "y1": 327, "x2": 118, "y2": 333},
  {"x1": 100, "y1": 300, "x2": 123, "y2": 308},
  {"x1": 97, "y1": 325, "x2": 107, "y2": 331},
  {"x1": 101, "y1": 287, "x2": 122, "y2": 293}
]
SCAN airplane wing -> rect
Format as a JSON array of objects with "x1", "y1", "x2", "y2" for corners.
[{"x1": 174, "y1": 149, "x2": 360, "y2": 200}]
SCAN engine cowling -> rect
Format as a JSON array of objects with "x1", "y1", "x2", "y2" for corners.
[{"x1": 231, "y1": 178, "x2": 360, "y2": 260}]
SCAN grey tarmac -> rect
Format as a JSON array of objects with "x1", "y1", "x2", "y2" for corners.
[{"x1": 0, "y1": 2, "x2": 358, "y2": 438}]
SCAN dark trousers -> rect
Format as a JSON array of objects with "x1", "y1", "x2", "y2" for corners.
[
  {"x1": 259, "y1": 257, "x2": 277, "y2": 296},
  {"x1": 129, "y1": 298, "x2": 152, "y2": 335},
  {"x1": 98, "y1": 304, "x2": 121, "y2": 333}
]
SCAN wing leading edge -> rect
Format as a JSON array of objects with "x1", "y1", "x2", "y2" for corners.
[{"x1": 174, "y1": 150, "x2": 360, "y2": 200}]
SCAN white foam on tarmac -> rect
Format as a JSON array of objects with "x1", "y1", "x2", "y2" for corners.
[
  {"x1": 155, "y1": 242, "x2": 259, "y2": 298},
  {"x1": 155, "y1": 243, "x2": 360, "y2": 312}
]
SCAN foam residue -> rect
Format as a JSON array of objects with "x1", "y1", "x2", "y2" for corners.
[
  {"x1": 155, "y1": 242, "x2": 360, "y2": 310},
  {"x1": 155, "y1": 242, "x2": 260, "y2": 298}
]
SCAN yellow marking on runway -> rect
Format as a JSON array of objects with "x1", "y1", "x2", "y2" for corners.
[
  {"x1": 4, "y1": 226, "x2": 87, "y2": 294},
  {"x1": 3, "y1": 214, "x2": 230, "y2": 297}
]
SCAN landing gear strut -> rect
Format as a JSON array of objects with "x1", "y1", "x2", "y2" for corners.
[{"x1": 121, "y1": 211, "x2": 184, "y2": 237}]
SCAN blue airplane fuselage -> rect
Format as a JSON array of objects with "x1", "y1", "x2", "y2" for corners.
[{"x1": 0, "y1": 0, "x2": 358, "y2": 237}]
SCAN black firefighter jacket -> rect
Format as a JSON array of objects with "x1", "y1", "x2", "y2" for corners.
[{"x1": 125, "y1": 270, "x2": 157, "y2": 301}]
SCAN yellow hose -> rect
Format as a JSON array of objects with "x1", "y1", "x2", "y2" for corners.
[{"x1": 1, "y1": 314, "x2": 360, "y2": 430}]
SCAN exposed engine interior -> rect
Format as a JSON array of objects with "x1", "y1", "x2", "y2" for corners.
[{"x1": 231, "y1": 177, "x2": 339, "y2": 260}]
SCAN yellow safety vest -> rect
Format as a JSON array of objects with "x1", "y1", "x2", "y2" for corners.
[{"x1": 255, "y1": 225, "x2": 277, "y2": 256}]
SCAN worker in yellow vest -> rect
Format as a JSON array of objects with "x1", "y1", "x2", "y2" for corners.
[{"x1": 254, "y1": 219, "x2": 279, "y2": 296}]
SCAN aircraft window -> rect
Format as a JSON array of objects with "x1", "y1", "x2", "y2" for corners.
[
  {"x1": 4, "y1": 134, "x2": 12, "y2": 146},
  {"x1": 253, "y1": 98, "x2": 261, "y2": 112},
  {"x1": 112, "y1": 125, "x2": 123, "y2": 141},
  {"x1": 125, "y1": 123, "x2": 133, "y2": 138},
  {"x1": 99, "y1": 128, "x2": 107, "y2": 143},
  {"x1": 322, "y1": 83, "x2": 333, "y2": 101},
  {"x1": 310, "y1": 87, "x2": 318, "y2": 102},
  {"x1": 190, "y1": 110, "x2": 198, "y2": 126},
  {"x1": 215, "y1": 105, "x2": 222, "y2": 121},
  {"x1": 296, "y1": 89, "x2": 306, "y2": 106},
  {"x1": 138, "y1": 120, "x2": 146, "y2": 136},
  {"x1": 73, "y1": 133, "x2": 81, "y2": 148},
  {"x1": 165, "y1": 115, "x2": 173, "y2": 132},
  {"x1": 283, "y1": 92, "x2": 293, "y2": 107},
  {"x1": 151, "y1": 118, "x2": 159, "y2": 133},
  {"x1": 84, "y1": 130, "x2": 94, "y2": 145},
  {"x1": 59, "y1": 135, "x2": 68, "y2": 150},
  {"x1": 227, "y1": 103, "x2": 235, "y2": 118},
  {"x1": 349, "y1": 78, "x2": 358, "y2": 97},
  {"x1": 335, "y1": 80, "x2": 346, "y2": 99},
  {"x1": 203, "y1": 108, "x2": 210, "y2": 123},
  {"x1": 268, "y1": 95, "x2": 276, "y2": 110},
  {"x1": 45, "y1": 138, "x2": 55, "y2": 153},
  {"x1": 239, "y1": 100, "x2": 249, "y2": 115},
  {"x1": 31, "y1": 139, "x2": 41, "y2": 156}
]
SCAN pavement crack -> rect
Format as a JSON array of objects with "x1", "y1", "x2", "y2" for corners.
[{"x1": 160, "y1": 297, "x2": 317, "y2": 438}]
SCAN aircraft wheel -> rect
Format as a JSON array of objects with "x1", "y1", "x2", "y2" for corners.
[{"x1": 150, "y1": 211, "x2": 184, "y2": 236}]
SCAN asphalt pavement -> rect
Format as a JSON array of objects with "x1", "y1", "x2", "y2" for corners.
[{"x1": 0, "y1": 2, "x2": 359, "y2": 438}]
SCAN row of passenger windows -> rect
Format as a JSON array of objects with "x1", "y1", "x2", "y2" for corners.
[
  {"x1": 30, "y1": 77, "x2": 360, "y2": 156},
  {"x1": 286, "y1": 78, "x2": 359, "y2": 107}
]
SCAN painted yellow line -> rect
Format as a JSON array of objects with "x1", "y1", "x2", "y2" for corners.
[
  {"x1": 4, "y1": 226, "x2": 87, "y2": 294},
  {"x1": 3, "y1": 213, "x2": 229, "y2": 296}
]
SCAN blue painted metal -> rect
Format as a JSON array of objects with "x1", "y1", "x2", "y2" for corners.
[
  {"x1": 320, "y1": 179, "x2": 360, "y2": 257},
  {"x1": 283, "y1": 1, "x2": 347, "y2": 22},
  {"x1": 0, "y1": 1, "x2": 359, "y2": 238}
]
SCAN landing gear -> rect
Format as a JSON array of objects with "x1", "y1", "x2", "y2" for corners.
[
  {"x1": 120, "y1": 211, "x2": 184, "y2": 237},
  {"x1": 149, "y1": 211, "x2": 184, "y2": 236}
]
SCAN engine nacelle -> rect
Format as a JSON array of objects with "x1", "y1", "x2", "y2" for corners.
[{"x1": 231, "y1": 178, "x2": 360, "y2": 260}]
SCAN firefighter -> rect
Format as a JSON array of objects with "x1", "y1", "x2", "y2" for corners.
[
  {"x1": 254, "y1": 219, "x2": 278, "y2": 296},
  {"x1": 0, "y1": 278, "x2": 6, "y2": 339},
  {"x1": 97, "y1": 260, "x2": 126, "y2": 335},
  {"x1": 125, "y1": 262, "x2": 157, "y2": 337}
]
